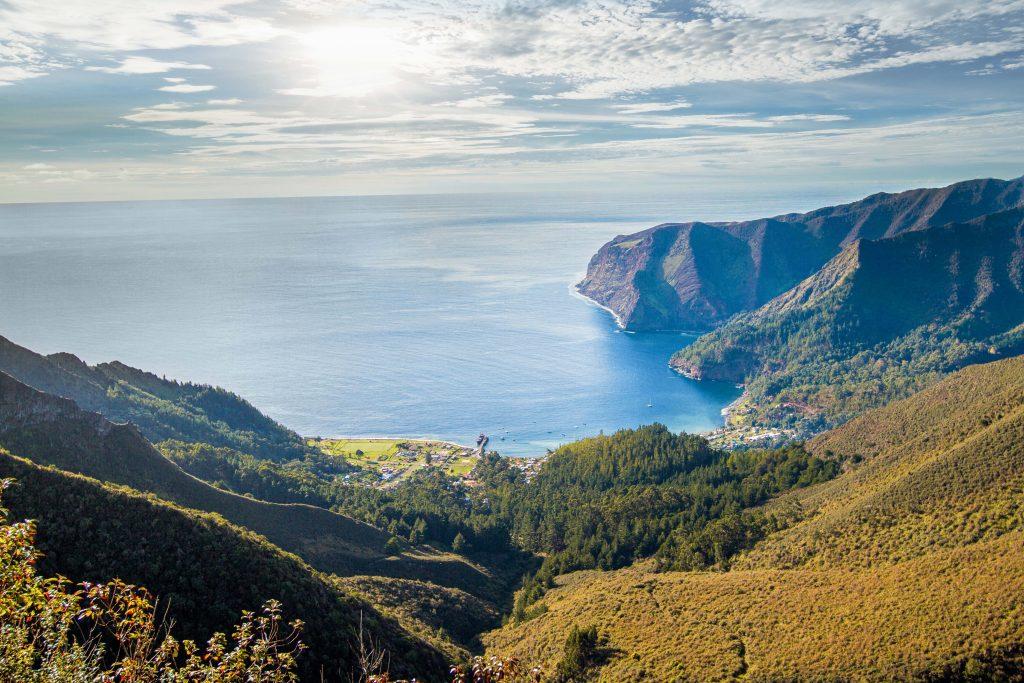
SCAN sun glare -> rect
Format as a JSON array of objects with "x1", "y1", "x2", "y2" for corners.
[{"x1": 296, "y1": 24, "x2": 410, "y2": 97}]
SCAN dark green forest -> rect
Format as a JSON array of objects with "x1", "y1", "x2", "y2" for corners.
[{"x1": 163, "y1": 424, "x2": 837, "y2": 622}]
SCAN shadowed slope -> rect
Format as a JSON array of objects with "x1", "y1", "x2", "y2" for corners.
[
  {"x1": 0, "y1": 371, "x2": 497, "y2": 598},
  {"x1": 580, "y1": 175, "x2": 1024, "y2": 331},
  {"x1": 672, "y1": 208, "x2": 1024, "y2": 432},
  {"x1": 0, "y1": 450, "x2": 449, "y2": 681},
  {"x1": 0, "y1": 334, "x2": 306, "y2": 460}
]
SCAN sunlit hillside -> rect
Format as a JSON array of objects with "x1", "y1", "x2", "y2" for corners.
[{"x1": 484, "y1": 357, "x2": 1024, "y2": 681}]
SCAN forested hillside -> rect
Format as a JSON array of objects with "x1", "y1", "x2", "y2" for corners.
[
  {"x1": 0, "y1": 371, "x2": 498, "y2": 598},
  {"x1": 471, "y1": 425, "x2": 837, "y2": 619},
  {"x1": 740, "y1": 354, "x2": 1024, "y2": 569},
  {"x1": 0, "y1": 450, "x2": 449, "y2": 680},
  {"x1": 672, "y1": 207, "x2": 1024, "y2": 434},
  {"x1": 159, "y1": 440, "x2": 521, "y2": 565},
  {"x1": 161, "y1": 422, "x2": 837, "y2": 620},
  {"x1": 0, "y1": 334, "x2": 307, "y2": 460},
  {"x1": 4, "y1": 329, "x2": 1022, "y2": 680},
  {"x1": 484, "y1": 357, "x2": 1024, "y2": 681}
]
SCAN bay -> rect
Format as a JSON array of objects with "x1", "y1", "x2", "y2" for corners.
[{"x1": 0, "y1": 190, "x2": 848, "y2": 455}]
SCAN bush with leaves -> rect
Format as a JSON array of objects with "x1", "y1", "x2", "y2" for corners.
[{"x1": 0, "y1": 478, "x2": 304, "y2": 682}]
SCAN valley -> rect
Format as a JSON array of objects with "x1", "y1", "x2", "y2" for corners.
[{"x1": 2, "y1": 175, "x2": 1024, "y2": 681}]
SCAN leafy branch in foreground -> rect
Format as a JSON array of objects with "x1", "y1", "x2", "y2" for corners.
[{"x1": 0, "y1": 478, "x2": 304, "y2": 682}]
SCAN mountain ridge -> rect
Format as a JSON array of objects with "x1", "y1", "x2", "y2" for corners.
[
  {"x1": 579, "y1": 175, "x2": 1024, "y2": 331},
  {"x1": 671, "y1": 207, "x2": 1024, "y2": 433},
  {"x1": 0, "y1": 447, "x2": 451, "y2": 680},
  {"x1": 0, "y1": 334, "x2": 308, "y2": 460},
  {"x1": 0, "y1": 370, "x2": 498, "y2": 598}
]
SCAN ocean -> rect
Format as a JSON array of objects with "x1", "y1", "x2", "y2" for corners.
[{"x1": 0, "y1": 190, "x2": 849, "y2": 455}]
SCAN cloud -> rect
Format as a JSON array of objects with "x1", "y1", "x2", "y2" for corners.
[
  {"x1": 612, "y1": 100, "x2": 693, "y2": 114},
  {"x1": 441, "y1": 93, "x2": 514, "y2": 108},
  {"x1": 159, "y1": 83, "x2": 217, "y2": 93},
  {"x1": 703, "y1": 0, "x2": 1024, "y2": 36},
  {"x1": 3, "y1": 0, "x2": 1024, "y2": 200},
  {"x1": 0, "y1": 64, "x2": 48, "y2": 86},
  {"x1": 0, "y1": 1, "x2": 280, "y2": 52},
  {"x1": 86, "y1": 56, "x2": 211, "y2": 75},
  {"x1": 352, "y1": 0, "x2": 1024, "y2": 99},
  {"x1": 17, "y1": 162, "x2": 95, "y2": 182},
  {"x1": 768, "y1": 114, "x2": 851, "y2": 122},
  {"x1": 0, "y1": 0, "x2": 278, "y2": 86}
]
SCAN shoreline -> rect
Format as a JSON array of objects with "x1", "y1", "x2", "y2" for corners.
[
  {"x1": 718, "y1": 389, "x2": 747, "y2": 422},
  {"x1": 568, "y1": 278, "x2": 627, "y2": 329},
  {"x1": 569, "y1": 278, "x2": 713, "y2": 337}
]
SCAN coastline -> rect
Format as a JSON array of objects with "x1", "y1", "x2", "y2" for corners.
[
  {"x1": 718, "y1": 389, "x2": 747, "y2": 421},
  {"x1": 574, "y1": 275, "x2": 740, "y2": 437},
  {"x1": 568, "y1": 278, "x2": 626, "y2": 329},
  {"x1": 569, "y1": 278, "x2": 712, "y2": 338},
  {"x1": 310, "y1": 281, "x2": 739, "y2": 457}
]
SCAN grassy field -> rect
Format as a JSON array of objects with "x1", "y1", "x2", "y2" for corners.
[{"x1": 310, "y1": 437, "x2": 479, "y2": 486}]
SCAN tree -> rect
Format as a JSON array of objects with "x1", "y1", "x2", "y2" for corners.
[
  {"x1": 409, "y1": 517, "x2": 428, "y2": 545},
  {"x1": 452, "y1": 532, "x2": 467, "y2": 552},
  {"x1": 553, "y1": 625, "x2": 599, "y2": 683}
]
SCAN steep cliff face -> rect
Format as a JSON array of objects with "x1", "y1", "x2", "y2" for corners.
[
  {"x1": 578, "y1": 176, "x2": 1024, "y2": 330},
  {"x1": 671, "y1": 208, "x2": 1024, "y2": 429}
]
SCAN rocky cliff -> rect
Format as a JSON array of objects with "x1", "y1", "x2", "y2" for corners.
[
  {"x1": 671, "y1": 207, "x2": 1024, "y2": 430},
  {"x1": 578, "y1": 175, "x2": 1024, "y2": 330}
]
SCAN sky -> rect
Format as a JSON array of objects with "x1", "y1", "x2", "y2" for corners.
[{"x1": 1, "y1": 0, "x2": 1023, "y2": 202}]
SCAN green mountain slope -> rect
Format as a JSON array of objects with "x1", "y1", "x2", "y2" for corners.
[
  {"x1": 0, "y1": 449, "x2": 448, "y2": 681},
  {"x1": 484, "y1": 357, "x2": 1024, "y2": 681},
  {"x1": 0, "y1": 334, "x2": 306, "y2": 460},
  {"x1": 471, "y1": 425, "x2": 836, "y2": 620},
  {"x1": 579, "y1": 175, "x2": 1024, "y2": 331},
  {"x1": 0, "y1": 371, "x2": 497, "y2": 598},
  {"x1": 739, "y1": 355, "x2": 1024, "y2": 570},
  {"x1": 672, "y1": 207, "x2": 1024, "y2": 434}
]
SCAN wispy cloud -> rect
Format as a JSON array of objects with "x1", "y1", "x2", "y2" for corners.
[
  {"x1": 612, "y1": 100, "x2": 693, "y2": 114},
  {"x1": 768, "y1": 114, "x2": 851, "y2": 122},
  {"x1": 159, "y1": 83, "x2": 217, "y2": 93},
  {"x1": 86, "y1": 56, "x2": 211, "y2": 75},
  {"x1": 0, "y1": 0, "x2": 1022, "y2": 200}
]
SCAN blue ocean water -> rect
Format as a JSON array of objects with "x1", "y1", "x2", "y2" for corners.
[{"x1": 0, "y1": 191, "x2": 847, "y2": 455}]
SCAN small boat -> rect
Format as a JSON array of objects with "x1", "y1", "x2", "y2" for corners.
[{"x1": 647, "y1": 397, "x2": 654, "y2": 408}]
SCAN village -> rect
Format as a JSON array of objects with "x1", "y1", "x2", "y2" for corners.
[{"x1": 309, "y1": 434, "x2": 547, "y2": 488}]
